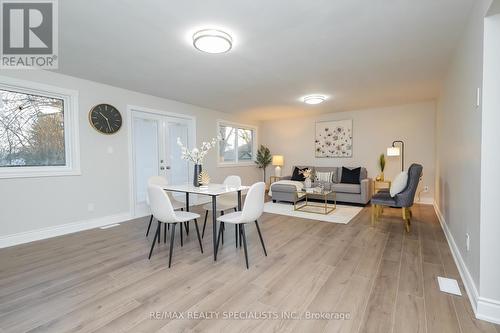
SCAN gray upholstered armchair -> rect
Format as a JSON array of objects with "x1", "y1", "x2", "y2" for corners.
[{"x1": 371, "y1": 163, "x2": 423, "y2": 232}]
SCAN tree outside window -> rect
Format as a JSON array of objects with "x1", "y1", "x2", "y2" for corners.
[{"x1": 0, "y1": 89, "x2": 65, "y2": 167}]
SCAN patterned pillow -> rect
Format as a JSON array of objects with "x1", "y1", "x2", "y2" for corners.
[{"x1": 315, "y1": 171, "x2": 333, "y2": 182}]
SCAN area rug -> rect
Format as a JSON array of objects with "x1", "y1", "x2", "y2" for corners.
[{"x1": 263, "y1": 201, "x2": 363, "y2": 224}]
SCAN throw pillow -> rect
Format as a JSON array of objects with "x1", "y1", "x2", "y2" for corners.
[
  {"x1": 315, "y1": 171, "x2": 332, "y2": 182},
  {"x1": 291, "y1": 167, "x2": 307, "y2": 181},
  {"x1": 390, "y1": 171, "x2": 409, "y2": 197},
  {"x1": 331, "y1": 168, "x2": 339, "y2": 183},
  {"x1": 340, "y1": 167, "x2": 361, "y2": 184}
]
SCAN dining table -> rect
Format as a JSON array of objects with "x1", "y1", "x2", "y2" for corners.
[{"x1": 161, "y1": 183, "x2": 249, "y2": 260}]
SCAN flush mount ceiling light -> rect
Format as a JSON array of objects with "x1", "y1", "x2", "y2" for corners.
[
  {"x1": 303, "y1": 95, "x2": 327, "y2": 105},
  {"x1": 193, "y1": 29, "x2": 233, "y2": 54}
]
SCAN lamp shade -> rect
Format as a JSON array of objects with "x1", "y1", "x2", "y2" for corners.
[
  {"x1": 272, "y1": 155, "x2": 284, "y2": 166},
  {"x1": 387, "y1": 147, "x2": 400, "y2": 157}
]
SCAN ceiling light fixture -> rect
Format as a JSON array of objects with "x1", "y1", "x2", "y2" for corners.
[
  {"x1": 193, "y1": 29, "x2": 233, "y2": 54},
  {"x1": 303, "y1": 95, "x2": 326, "y2": 105}
]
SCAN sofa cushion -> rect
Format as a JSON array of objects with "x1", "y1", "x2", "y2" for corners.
[
  {"x1": 341, "y1": 167, "x2": 361, "y2": 184},
  {"x1": 315, "y1": 171, "x2": 333, "y2": 182},
  {"x1": 332, "y1": 183, "x2": 361, "y2": 194},
  {"x1": 315, "y1": 166, "x2": 339, "y2": 183},
  {"x1": 291, "y1": 167, "x2": 308, "y2": 181}
]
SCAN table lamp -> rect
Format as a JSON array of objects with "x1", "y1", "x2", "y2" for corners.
[{"x1": 272, "y1": 155, "x2": 284, "y2": 177}]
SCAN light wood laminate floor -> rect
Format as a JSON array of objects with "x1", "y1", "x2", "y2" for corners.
[{"x1": 0, "y1": 204, "x2": 499, "y2": 333}]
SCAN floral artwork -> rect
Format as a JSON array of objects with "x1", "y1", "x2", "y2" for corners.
[{"x1": 315, "y1": 120, "x2": 353, "y2": 157}]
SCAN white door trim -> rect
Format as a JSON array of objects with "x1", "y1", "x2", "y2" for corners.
[{"x1": 127, "y1": 105, "x2": 196, "y2": 218}]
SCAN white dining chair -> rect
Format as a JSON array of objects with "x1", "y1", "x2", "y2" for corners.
[
  {"x1": 215, "y1": 182, "x2": 267, "y2": 269},
  {"x1": 147, "y1": 185, "x2": 203, "y2": 268},
  {"x1": 201, "y1": 175, "x2": 242, "y2": 241},
  {"x1": 146, "y1": 176, "x2": 185, "y2": 240}
]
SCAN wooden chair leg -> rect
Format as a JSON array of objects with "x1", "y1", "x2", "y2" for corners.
[{"x1": 402, "y1": 207, "x2": 411, "y2": 233}]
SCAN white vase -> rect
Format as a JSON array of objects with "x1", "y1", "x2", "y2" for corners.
[{"x1": 304, "y1": 178, "x2": 312, "y2": 188}]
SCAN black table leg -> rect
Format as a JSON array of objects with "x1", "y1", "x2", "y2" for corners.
[
  {"x1": 237, "y1": 190, "x2": 242, "y2": 211},
  {"x1": 212, "y1": 195, "x2": 217, "y2": 261},
  {"x1": 185, "y1": 192, "x2": 190, "y2": 234}
]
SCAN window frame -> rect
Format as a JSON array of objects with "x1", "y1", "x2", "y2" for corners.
[
  {"x1": 217, "y1": 120, "x2": 258, "y2": 167},
  {"x1": 0, "y1": 76, "x2": 80, "y2": 179}
]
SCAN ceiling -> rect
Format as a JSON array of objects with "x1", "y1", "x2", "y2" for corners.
[{"x1": 57, "y1": 0, "x2": 475, "y2": 120}]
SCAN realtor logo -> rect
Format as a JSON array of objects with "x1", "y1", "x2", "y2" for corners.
[{"x1": 1, "y1": 0, "x2": 58, "y2": 68}]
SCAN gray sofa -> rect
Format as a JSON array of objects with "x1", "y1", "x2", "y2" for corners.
[{"x1": 271, "y1": 166, "x2": 372, "y2": 205}]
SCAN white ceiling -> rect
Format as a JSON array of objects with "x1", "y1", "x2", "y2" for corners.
[{"x1": 57, "y1": 0, "x2": 474, "y2": 120}]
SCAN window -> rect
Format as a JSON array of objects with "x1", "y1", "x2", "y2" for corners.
[
  {"x1": 218, "y1": 122, "x2": 256, "y2": 166},
  {"x1": 0, "y1": 77, "x2": 79, "y2": 178}
]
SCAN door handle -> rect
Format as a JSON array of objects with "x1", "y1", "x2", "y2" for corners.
[{"x1": 165, "y1": 166, "x2": 171, "y2": 170}]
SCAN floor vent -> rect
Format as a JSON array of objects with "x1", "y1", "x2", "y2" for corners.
[
  {"x1": 437, "y1": 276, "x2": 462, "y2": 296},
  {"x1": 100, "y1": 224, "x2": 120, "y2": 230}
]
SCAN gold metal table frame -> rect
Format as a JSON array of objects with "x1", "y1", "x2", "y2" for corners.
[{"x1": 294, "y1": 190, "x2": 337, "y2": 215}]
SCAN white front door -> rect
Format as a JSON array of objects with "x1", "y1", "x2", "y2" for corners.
[{"x1": 130, "y1": 109, "x2": 194, "y2": 217}]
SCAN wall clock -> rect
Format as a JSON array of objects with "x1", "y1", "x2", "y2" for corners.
[{"x1": 89, "y1": 104, "x2": 122, "y2": 134}]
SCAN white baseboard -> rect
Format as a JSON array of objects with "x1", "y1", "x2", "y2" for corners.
[
  {"x1": 0, "y1": 212, "x2": 132, "y2": 249},
  {"x1": 433, "y1": 202, "x2": 500, "y2": 325},
  {"x1": 416, "y1": 196, "x2": 434, "y2": 205},
  {"x1": 477, "y1": 297, "x2": 500, "y2": 324}
]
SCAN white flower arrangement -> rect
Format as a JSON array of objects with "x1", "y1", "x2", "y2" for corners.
[
  {"x1": 177, "y1": 135, "x2": 220, "y2": 165},
  {"x1": 300, "y1": 168, "x2": 313, "y2": 179}
]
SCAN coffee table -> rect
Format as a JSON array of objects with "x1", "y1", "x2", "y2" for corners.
[{"x1": 294, "y1": 188, "x2": 337, "y2": 215}]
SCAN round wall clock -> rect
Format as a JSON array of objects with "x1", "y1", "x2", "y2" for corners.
[{"x1": 89, "y1": 104, "x2": 122, "y2": 135}]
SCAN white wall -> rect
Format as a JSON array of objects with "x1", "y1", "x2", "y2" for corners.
[
  {"x1": 480, "y1": 6, "x2": 500, "y2": 321},
  {"x1": 0, "y1": 70, "x2": 260, "y2": 244},
  {"x1": 260, "y1": 102, "x2": 436, "y2": 203},
  {"x1": 435, "y1": 0, "x2": 490, "y2": 300},
  {"x1": 436, "y1": 0, "x2": 500, "y2": 324}
]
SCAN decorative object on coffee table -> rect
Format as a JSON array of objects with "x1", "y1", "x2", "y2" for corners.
[
  {"x1": 177, "y1": 136, "x2": 219, "y2": 187},
  {"x1": 315, "y1": 119, "x2": 353, "y2": 157},
  {"x1": 387, "y1": 140, "x2": 405, "y2": 172},
  {"x1": 255, "y1": 145, "x2": 273, "y2": 182},
  {"x1": 300, "y1": 168, "x2": 313, "y2": 188},
  {"x1": 272, "y1": 155, "x2": 284, "y2": 177}
]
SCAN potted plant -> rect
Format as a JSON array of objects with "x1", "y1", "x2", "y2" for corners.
[
  {"x1": 177, "y1": 136, "x2": 220, "y2": 187},
  {"x1": 255, "y1": 145, "x2": 272, "y2": 182},
  {"x1": 378, "y1": 153, "x2": 386, "y2": 181}
]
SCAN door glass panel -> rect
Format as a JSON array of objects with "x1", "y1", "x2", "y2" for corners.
[
  {"x1": 168, "y1": 122, "x2": 189, "y2": 185},
  {"x1": 133, "y1": 117, "x2": 159, "y2": 204}
]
